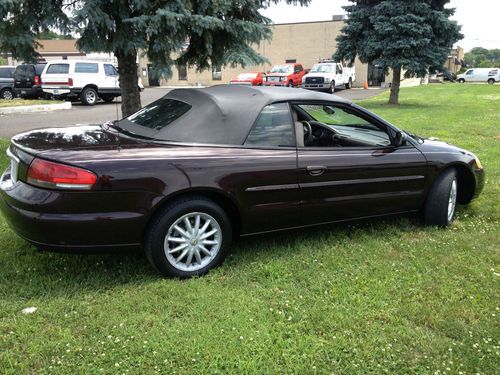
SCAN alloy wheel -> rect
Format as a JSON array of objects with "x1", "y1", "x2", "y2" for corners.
[
  {"x1": 2, "y1": 90, "x2": 13, "y2": 100},
  {"x1": 164, "y1": 212, "x2": 222, "y2": 272},
  {"x1": 447, "y1": 179, "x2": 457, "y2": 222},
  {"x1": 86, "y1": 90, "x2": 97, "y2": 104}
]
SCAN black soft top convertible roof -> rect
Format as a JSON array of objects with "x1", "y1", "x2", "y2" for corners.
[{"x1": 122, "y1": 85, "x2": 351, "y2": 145}]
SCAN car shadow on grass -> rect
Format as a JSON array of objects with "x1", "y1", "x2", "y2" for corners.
[{"x1": 1, "y1": 207, "x2": 477, "y2": 300}]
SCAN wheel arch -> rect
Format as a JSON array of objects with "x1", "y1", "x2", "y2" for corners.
[
  {"x1": 144, "y1": 188, "x2": 242, "y2": 240},
  {"x1": 434, "y1": 163, "x2": 476, "y2": 204},
  {"x1": 82, "y1": 84, "x2": 99, "y2": 93}
]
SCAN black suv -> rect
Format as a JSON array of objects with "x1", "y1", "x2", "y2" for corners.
[
  {"x1": 13, "y1": 63, "x2": 47, "y2": 99},
  {"x1": 0, "y1": 66, "x2": 16, "y2": 100}
]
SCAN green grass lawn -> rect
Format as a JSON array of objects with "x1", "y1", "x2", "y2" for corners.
[
  {"x1": 0, "y1": 84, "x2": 498, "y2": 374},
  {"x1": 0, "y1": 99, "x2": 63, "y2": 108}
]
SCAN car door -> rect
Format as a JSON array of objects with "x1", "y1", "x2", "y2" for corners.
[
  {"x1": 236, "y1": 102, "x2": 300, "y2": 233},
  {"x1": 293, "y1": 102, "x2": 428, "y2": 225},
  {"x1": 103, "y1": 64, "x2": 120, "y2": 94}
]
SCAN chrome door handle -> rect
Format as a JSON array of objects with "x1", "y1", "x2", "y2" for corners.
[{"x1": 306, "y1": 165, "x2": 327, "y2": 176}]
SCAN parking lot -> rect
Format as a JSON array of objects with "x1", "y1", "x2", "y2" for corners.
[{"x1": 0, "y1": 87, "x2": 385, "y2": 139}]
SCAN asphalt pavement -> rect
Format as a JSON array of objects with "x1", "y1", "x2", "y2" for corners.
[{"x1": 0, "y1": 87, "x2": 385, "y2": 139}]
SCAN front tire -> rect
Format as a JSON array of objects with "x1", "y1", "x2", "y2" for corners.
[
  {"x1": 424, "y1": 168, "x2": 458, "y2": 227},
  {"x1": 487, "y1": 78, "x2": 495, "y2": 84},
  {"x1": 101, "y1": 95, "x2": 115, "y2": 103},
  {"x1": 145, "y1": 196, "x2": 232, "y2": 278},
  {"x1": 329, "y1": 81, "x2": 336, "y2": 94},
  {"x1": 458, "y1": 78, "x2": 465, "y2": 83},
  {"x1": 80, "y1": 87, "x2": 98, "y2": 105},
  {"x1": 287, "y1": 81, "x2": 294, "y2": 88}
]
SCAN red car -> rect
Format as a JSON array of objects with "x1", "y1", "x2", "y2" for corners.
[
  {"x1": 264, "y1": 63, "x2": 306, "y2": 87},
  {"x1": 229, "y1": 72, "x2": 265, "y2": 86}
]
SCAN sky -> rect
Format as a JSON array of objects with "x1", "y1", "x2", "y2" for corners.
[{"x1": 260, "y1": 0, "x2": 500, "y2": 52}]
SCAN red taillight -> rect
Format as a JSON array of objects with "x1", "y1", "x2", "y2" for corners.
[
  {"x1": 68, "y1": 78, "x2": 73, "y2": 86},
  {"x1": 34, "y1": 75, "x2": 41, "y2": 85},
  {"x1": 27, "y1": 158, "x2": 97, "y2": 190}
]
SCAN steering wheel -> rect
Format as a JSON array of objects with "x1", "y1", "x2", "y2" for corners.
[{"x1": 301, "y1": 121, "x2": 314, "y2": 145}]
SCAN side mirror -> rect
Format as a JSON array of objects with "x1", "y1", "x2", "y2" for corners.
[{"x1": 394, "y1": 131, "x2": 408, "y2": 147}]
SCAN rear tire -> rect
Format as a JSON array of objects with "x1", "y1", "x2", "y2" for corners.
[
  {"x1": 1, "y1": 88, "x2": 14, "y2": 100},
  {"x1": 80, "y1": 87, "x2": 98, "y2": 105},
  {"x1": 101, "y1": 95, "x2": 115, "y2": 103},
  {"x1": 424, "y1": 168, "x2": 458, "y2": 227},
  {"x1": 145, "y1": 196, "x2": 232, "y2": 278},
  {"x1": 345, "y1": 78, "x2": 352, "y2": 89},
  {"x1": 487, "y1": 78, "x2": 495, "y2": 84}
]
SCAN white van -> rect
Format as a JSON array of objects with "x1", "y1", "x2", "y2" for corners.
[
  {"x1": 41, "y1": 60, "x2": 144, "y2": 105},
  {"x1": 457, "y1": 68, "x2": 500, "y2": 84}
]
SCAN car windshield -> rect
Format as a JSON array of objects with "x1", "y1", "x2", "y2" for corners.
[
  {"x1": 311, "y1": 64, "x2": 334, "y2": 73},
  {"x1": 270, "y1": 65, "x2": 293, "y2": 74},
  {"x1": 237, "y1": 73, "x2": 258, "y2": 80},
  {"x1": 117, "y1": 98, "x2": 192, "y2": 132}
]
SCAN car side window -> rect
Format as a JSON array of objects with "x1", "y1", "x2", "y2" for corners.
[
  {"x1": 295, "y1": 104, "x2": 391, "y2": 148},
  {"x1": 46, "y1": 64, "x2": 70, "y2": 74},
  {"x1": 75, "y1": 63, "x2": 99, "y2": 74},
  {"x1": 466, "y1": 70, "x2": 474, "y2": 75},
  {"x1": 0, "y1": 68, "x2": 13, "y2": 78},
  {"x1": 245, "y1": 103, "x2": 295, "y2": 147},
  {"x1": 104, "y1": 64, "x2": 118, "y2": 76}
]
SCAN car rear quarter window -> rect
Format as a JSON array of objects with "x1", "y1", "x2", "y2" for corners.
[
  {"x1": 46, "y1": 64, "x2": 70, "y2": 74},
  {"x1": 122, "y1": 98, "x2": 192, "y2": 131},
  {"x1": 35, "y1": 64, "x2": 47, "y2": 75},
  {"x1": 244, "y1": 103, "x2": 295, "y2": 147},
  {"x1": 75, "y1": 63, "x2": 99, "y2": 73},
  {"x1": 0, "y1": 67, "x2": 14, "y2": 78}
]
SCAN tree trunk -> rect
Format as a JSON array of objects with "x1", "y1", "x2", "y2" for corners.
[
  {"x1": 388, "y1": 65, "x2": 401, "y2": 105},
  {"x1": 116, "y1": 49, "x2": 141, "y2": 117}
]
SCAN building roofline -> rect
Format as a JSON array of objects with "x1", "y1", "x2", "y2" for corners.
[{"x1": 270, "y1": 19, "x2": 346, "y2": 27}]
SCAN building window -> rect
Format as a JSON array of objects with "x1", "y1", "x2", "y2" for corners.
[
  {"x1": 178, "y1": 64, "x2": 187, "y2": 81},
  {"x1": 212, "y1": 65, "x2": 222, "y2": 80},
  {"x1": 285, "y1": 59, "x2": 297, "y2": 63}
]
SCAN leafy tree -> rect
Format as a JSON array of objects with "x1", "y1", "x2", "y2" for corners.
[
  {"x1": 37, "y1": 30, "x2": 74, "y2": 40},
  {"x1": 1, "y1": 0, "x2": 310, "y2": 116},
  {"x1": 334, "y1": 0, "x2": 462, "y2": 104},
  {"x1": 464, "y1": 47, "x2": 500, "y2": 68}
]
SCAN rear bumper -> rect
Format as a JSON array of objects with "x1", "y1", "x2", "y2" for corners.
[
  {"x1": 0, "y1": 169, "x2": 158, "y2": 251},
  {"x1": 14, "y1": 86, "x2": 43, "y2": 97}
]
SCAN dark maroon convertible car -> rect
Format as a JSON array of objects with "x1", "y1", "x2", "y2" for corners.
[{"x1": 0, "y1": 86, "x2": 484, "y2": 277}]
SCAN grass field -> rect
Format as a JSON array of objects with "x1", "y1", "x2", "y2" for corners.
[
  {"x1": 0, "y1": 84, "x2": 498, "y2": 374},
  {"x1": 0, "y1": 99, "x2": 63, "y2": 108}
]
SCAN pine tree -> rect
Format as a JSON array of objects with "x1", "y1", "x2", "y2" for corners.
[
  {"x1": 334, "y1": 0, "x2": 462, "y2": 104},
  {"x1": 1, "y1": 0, "x2": 310, "y2": 116}
]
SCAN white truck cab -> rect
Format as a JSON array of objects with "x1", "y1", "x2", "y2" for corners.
[
  {"x1": 302, "y1": 60, "x2": 356, "y2": 93},
  {"x1": 457, "y1": 68, "x2": 499, "y2": 84},
  {"x1": 41, "y1": 60, "x2": 144, "y2": 105}
]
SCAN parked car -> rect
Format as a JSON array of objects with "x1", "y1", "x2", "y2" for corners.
[
  {"x1": 457, "y1": 68, "x2": 500, "y2": 84},
  {"x1": 13, "y1": 63, "x2": 47, "y2": 99},
  {"x1": 0, "y1": 65, "x2": 16, "y2": 100},
  {"x1": 229, "y1": 72, "x2": 265, "y2": 86},
  {"x1": 1, "y1": 86, "x2": 484, "y2": 278},
  {"x1": 264, "y1": 63, "x2": 306, "y2": 87},
  {"x1": 41, "y1": 60, "x2": 144, "y2": 105},
  {"x1": 302, "y1": 60, "x2": 356, "y2": 93}
]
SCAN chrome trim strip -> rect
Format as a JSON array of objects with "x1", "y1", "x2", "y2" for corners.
[
  {"x1": 245, "y1": 183, "x2": 299, "y2": 192},
  {"x1": 300, "y1": 175, "x2": 425, "y2": 189}
]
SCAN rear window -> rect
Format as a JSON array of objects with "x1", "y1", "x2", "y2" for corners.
[
  {"x1": 0, "y1": 67, "x2": 14, "y2": 78},
  {"x1": 120, "y1": 98, "x2": 192, "y2": 131},
  {"x1": 75, "y1": 63, "x2": 99, "y2": 74},
  {"x1": 14, "y1": 65, "x2": 34, "y2": 78},
  {"x1": 46, "y1": 64, "x2": 70, "y2": 74}
]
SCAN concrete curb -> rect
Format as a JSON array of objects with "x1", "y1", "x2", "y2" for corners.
[{"x1": 0, "y1": 102, "x2": 72, "y2": 115}]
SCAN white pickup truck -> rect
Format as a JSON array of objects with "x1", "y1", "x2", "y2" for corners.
[{"x1": 302, "y1": 60, "x2": 355, "y2": 93}]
